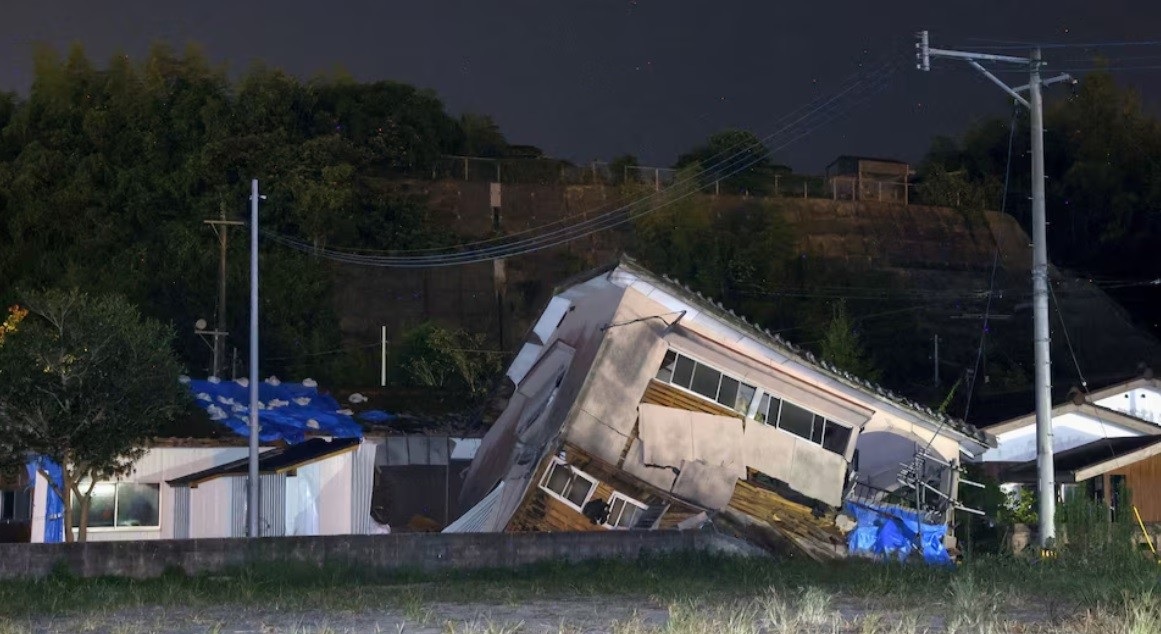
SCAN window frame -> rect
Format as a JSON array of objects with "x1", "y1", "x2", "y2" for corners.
[
  {"x1": 602, "y1": 491, "x2": 648, "y2": 530},
  {"x1": 654, "y1": 349, "x2": 758, "y2": 416},
  {"x1": 538, "y1": 459, "x2": 598, "y2": 512},
  {"x1": 70, "y1": 482, "x2": 162, "y2": 531},
  {"x1": 757, "y1": 392, "x2": 854, "y2": 457}
]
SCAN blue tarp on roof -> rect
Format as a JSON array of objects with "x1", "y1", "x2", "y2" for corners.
[
  {"x1": 845, "y1": 501, "x2": 953, "y2": 566},
  {"x1": 183, "y1": 377, "x2": 363, "y2": 444}
]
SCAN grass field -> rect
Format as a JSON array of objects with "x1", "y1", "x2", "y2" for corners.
[{"x1": 0, "y1": 547, "x2": 1158, "y2": 633}]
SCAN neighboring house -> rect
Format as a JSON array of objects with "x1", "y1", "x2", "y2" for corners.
[
  {"x1": 824, "y1": 156, "x2": 912, "y2": 204},
  {"x1": 981, "y1": 397, "x2": 1161, "y2": 465},
  {"x1": 982, "y1": 373, "x2": 1161, "y2": 525},
  {"x1": 25, "y1": 374, "x2": 482, "y2": 542},
  {"x1": 450, "y1": 257, "x2": 992, "y2": 558},
  {"x1": 0, "y1": 472, "x2": 32, "y2": 543},
  {"x1": 28, "y1": 433, "x2": 483, "y2": 542},
  {"x1": 999, "y1": 436, "x2": 1161, "y2": 524}
]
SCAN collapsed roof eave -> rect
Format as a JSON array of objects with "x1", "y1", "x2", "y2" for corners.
[{"x1": 611, "y1": 255, "x2": 993, "y2": 451}]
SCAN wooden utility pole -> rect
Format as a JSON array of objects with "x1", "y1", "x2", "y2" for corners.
[{"x1": 203, "y1": 206, "x2": 245, "y2": 377}]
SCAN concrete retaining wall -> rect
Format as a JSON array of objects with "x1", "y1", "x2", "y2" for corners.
[{"x1": 0, "y1": 530, "x2": 761, "y2": 580}]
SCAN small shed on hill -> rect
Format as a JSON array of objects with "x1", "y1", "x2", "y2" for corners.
[{"x1": 825, "y1": 156, "x2": 911, "y2": 204}]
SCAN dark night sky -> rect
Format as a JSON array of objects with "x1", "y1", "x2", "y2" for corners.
[{"x1": 2, "y1": 1, "x2": 1159, "y2": 172}]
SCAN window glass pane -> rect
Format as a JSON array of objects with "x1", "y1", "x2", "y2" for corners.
[
  {"x1": 690, "y1": 364, "x2": 722, "y2": 400},
  {"x1": 116, "y1": 484, "x2": 159, "y2": 527},
  {"x1": 717, "y1": 376, "x2": 739, "y2": 409},
  {"x1": 78, "y1": 483, "x2": 116, "y2": 528},
  {"x1": 607, "y1": 498, "x2": 626, "y2": 526},
  {"x1": 810, "y1": 415, "x2": 826, "y2": 444},
  {"x1": 1, "y1": 491, "x2": 13, "y2": 521},
  {"x1": 615, "y1": 502, "x2": 641, "y2": 528},
  {"x1": 655, "y1": 350, "x2": 678, "y2": 383},
  {"x1": 822, "y1": 422, "x2": 852, "y2": 455},
  {"x1": 755, "y1": 394, "x2": 770, "y2": 423},
  {"x1": 735, "y1": 383, "x2": 757, "y2": 414},
  {"x1": 544, "y1": 463, "x2": 570, "y2": 495},
  {"x1": 565, "y1": 475, "x2": 592, "y2": 507},
  {"x1": 672, "y1": 355, "x2": 695, "y2": 388},
  {"x1": 778, "y1": 401, "x2": 814, "y2": 441}
]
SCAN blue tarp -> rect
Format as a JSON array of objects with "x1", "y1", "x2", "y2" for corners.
[
  {"x1": 25, "y1": 457, "x2": 64, "y2": 544},
  {"x1": 845, "y1": 501, "x2": 953, "y2": 565},
  {"x1": 184, "y1": 377, "x2": 364, "y2": 444}
]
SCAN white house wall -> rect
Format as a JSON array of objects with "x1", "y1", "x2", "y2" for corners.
[
  {"x1": 1097, "y1": 387, "x2": 1161, "y2": 425},
  {"x1": 189, "y1": 478, "x2": 235, "y2": 538},
  {"x1": 317, "y1": 451, "x2": 355, "y2": 535},
  {"x1": 30, "y1": 446, "x2": 249, "y2": 543},
  {"x1": 983, "y1": 412, "x2": 1141, "y2": 463}
]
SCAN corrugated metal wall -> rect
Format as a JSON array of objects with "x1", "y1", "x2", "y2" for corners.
[
  {"x1": 172, "y1": 487, "x2": 190, "y2": 540},
  {"x1": 350, "y1": 441, "x2": 377, "y2": 534},
  {"x1": 230, "y1": 478, "x2": 246, "y2": 537},
  {"x1": 260, "y1": 474, "x2": 286, "y2": 537}
]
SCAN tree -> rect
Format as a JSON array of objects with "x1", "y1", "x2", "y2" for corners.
[
  {"x1": 819, "y1": 300, "x2": 880, "y2": 382},
  {"x1": 397, "y1": 322, "x2": 502, "y2": 396},
  {"x1": 0, "y1": 290, "x2": 187, "y2": 541},
  {"x1": 675, "y1": 129, "x2": 776, "y2": 195},
  {"x1": 609, "y1": 153, "x2": 639, "y2": 184},
  {"x1": 458, "y1": 113, "x2": 507, "y2": 158}
]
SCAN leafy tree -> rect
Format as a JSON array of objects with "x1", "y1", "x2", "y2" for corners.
[
  {"x1": 0, "y1": 290, "x2": 186, "y2": 541},
  {"x1": 458, "y1": 113, "x2": 507, "y2": 158},
  {"x1": 397, "y1": 322, "x2": 502, "y2": 396},
  {"x1": 676, "y1": 129, "x2": 776, "y2": 195},
  {"x1": 609, "y1": 153, "x2": 639, "y2": 184},
  {"x1": 819, "y1": 300, "x2": 881, "y2": 382}
]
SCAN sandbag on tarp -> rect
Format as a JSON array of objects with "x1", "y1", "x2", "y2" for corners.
[
  {"x1": 182, "y1": 376, "x2": 363, "y2": 444},
  {"x1": 844, "y1": 501, "x2": 952, "y2": 565}
]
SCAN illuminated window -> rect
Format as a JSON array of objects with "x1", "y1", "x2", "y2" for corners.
[{"x1": 70, "y1": 483, "x2": 160, "y2": 529}]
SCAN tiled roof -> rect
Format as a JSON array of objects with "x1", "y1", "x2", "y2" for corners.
[{"x1": 616, "y1": 256, "x2": 991, "y2": 446}]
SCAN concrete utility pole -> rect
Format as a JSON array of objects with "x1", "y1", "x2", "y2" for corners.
[
  {"x1": 917, "y1": 32, "x2": 1072, "y2": 549},
  {"x1": 248, "y1": 179, "x2": 265, "y2": 538},
  {"x1": 204, "y1": 207, "x2": 245, "y2": 377}
]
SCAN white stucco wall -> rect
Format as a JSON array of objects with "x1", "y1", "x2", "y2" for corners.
[
  {"x1": 1097, "y1": 387, "x2": 1161, "y2": 425},
  {"x1": 982, "y1": 412, "x2": 1141, "y2": 463}
]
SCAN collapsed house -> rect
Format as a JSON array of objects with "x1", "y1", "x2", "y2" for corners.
[{"x1": 449, "y1": 257, "x2": 994, "y2": 560}]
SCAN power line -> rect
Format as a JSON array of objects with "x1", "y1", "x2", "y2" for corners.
[
  {"x1": 294, "y1": 55, "x2": 905, "y2": 257},
  {"x1": 267, "y1": 59, "x2": 899, "y2": 265},
  {"x1": 261, "y1": 57, "x2": 901, "y2": 266},
  {"x1": 966, "y1": 39, "x2": 1161, "y2": 51},
  {"x1": 960, "y1": 251, "x2": 1000, "y2": 427}
]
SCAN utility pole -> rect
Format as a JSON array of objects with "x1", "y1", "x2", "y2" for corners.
[
  {"x1": 917, "y1": 32, "x2": 1073, "y2": 549},
  {"x1": 248, "y1": 179, "x2": 265, "y2": 538},
  {"x1": 204, "y1": 206, "x2": 245, "y2": 377}
]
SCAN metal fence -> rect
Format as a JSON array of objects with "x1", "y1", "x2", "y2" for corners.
[{"x1": 432, "y1": 155, "x2": 925, "y2": 205}]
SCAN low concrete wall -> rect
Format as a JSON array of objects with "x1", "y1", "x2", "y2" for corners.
[{"x1": 0, "y1": 530, "x2": 760, "y2": 580}]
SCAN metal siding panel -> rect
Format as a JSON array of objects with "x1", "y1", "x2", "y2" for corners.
[
  {"x1": 408, "y1": 437, "x2": 430, "y2": 465},
  {"x1": 386, "y1": 437, "x2": 409, "y2": 466},
  {"x1": 351, "y1": 442, "x2": 376, "y2": 534},
  {"x1": 429, "y1": 437, "x2": 449, "y2": 466},
  {"x1": 260, "y1": 474, "x2": 285, "y2": 536},
  {"x1": 173, "y1": 486, "x2": 190, "y2": 540},
  {"x1": 230, "y1": 478, "x2": 246, "y2": 537}
]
